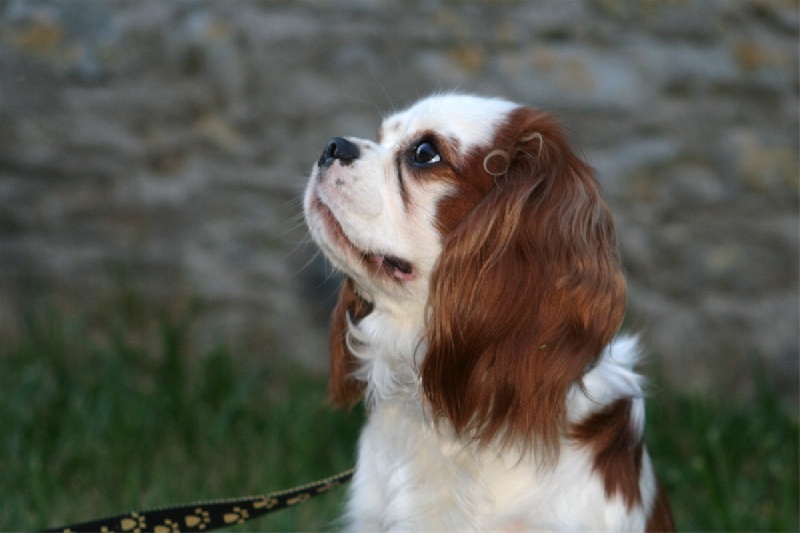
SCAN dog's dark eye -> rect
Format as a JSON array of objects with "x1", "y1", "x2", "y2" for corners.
[{"x1": 412, "y1": 141, "x2": 441, "y2": 166}]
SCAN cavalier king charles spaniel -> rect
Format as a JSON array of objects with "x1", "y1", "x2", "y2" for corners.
[{"x1": 304, "y1": 94, "x2": 674, "y2": 531}]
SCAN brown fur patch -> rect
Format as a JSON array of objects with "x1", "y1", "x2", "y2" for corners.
[
  {"x1": 569, "y1": 399, "x2": 643, "y2": 509},
  {"x1": 421, "y1": 107, "x2": 627, "y2": 453},
  {"x1": 328, "y1": 277, "x2": 373, "y2": 407}
]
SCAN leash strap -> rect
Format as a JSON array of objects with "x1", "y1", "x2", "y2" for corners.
[{"x1": 42, "y1": 469, "x2": 354, "y2": 533}]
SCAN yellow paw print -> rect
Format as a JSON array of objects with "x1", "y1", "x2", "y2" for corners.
[
  {"x1": 223, "y1": 506, "x2": 250, "y2": 525},
  {"x1": 184, "y1": 508, "x2": 211, "y2": 530},
  {"x1": 120, "y1": 512, "x2": 146, "y2": 533},
  {"x1": 254, "y1": 497, "x2": 279, "y2": 509}
]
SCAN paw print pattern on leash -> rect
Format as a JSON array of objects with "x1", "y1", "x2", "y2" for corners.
[
  {"x1": 42, "y1": 469, "x2": 354, "y2": 532},
  {"x1": 223, "y1": 507, "x2": 249, "y2": 525},
  {"x1": 184, "y1": 508, "x2": 211, "y2": 530},
  {"x1": 119, "y1": 513, "x2": 146, "y2": 532}
]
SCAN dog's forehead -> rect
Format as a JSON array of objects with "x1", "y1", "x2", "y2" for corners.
[{"x1": 380, "y1": 95, "x2": 518, "y2": 149}]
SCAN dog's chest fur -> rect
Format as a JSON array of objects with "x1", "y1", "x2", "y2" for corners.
[{"x1": 342, "y1": 332, "x2": 651, "y2": 532}]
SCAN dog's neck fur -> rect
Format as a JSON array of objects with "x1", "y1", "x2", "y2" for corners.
[{"x1": 345, "y1": 303, "x2": 427, "y2": 406}]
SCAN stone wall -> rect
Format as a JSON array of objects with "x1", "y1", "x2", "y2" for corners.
[{"x1": 1, "y1": 0, "x2": 797, "y2": 403}]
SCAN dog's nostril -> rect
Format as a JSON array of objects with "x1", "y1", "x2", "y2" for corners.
[
  {"x1": 324, "y1": 142, "x2": 337, "y2": 161},
  {"x1": 318, "y1": 137, "x2": 360, "y2": 168}
]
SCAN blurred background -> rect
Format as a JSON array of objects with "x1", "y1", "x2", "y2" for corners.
[{"x1": 1, "y1": 0, "x2": 797, "y2": 531}]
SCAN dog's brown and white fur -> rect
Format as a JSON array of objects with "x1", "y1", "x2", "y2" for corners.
[{"x1": 304, "y1": 94, "x2": 674, "y2": 531}]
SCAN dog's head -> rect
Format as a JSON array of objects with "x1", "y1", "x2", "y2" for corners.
[{"x1": 304, "y1": 94, "x2": 626, "y2": 447}]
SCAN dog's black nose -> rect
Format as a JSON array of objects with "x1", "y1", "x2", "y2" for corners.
[{"x1": 318, "y1": 137, "x2": 360, "y2": 167}]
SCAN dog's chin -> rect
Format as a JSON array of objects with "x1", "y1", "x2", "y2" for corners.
[{"x1": 308, "y1": 192, "x2": 416, "y2": 286}]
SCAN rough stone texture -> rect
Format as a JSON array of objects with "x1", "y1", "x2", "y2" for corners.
[{"x1": 1, "y1": 0, "x2": 797, "y2": 404}]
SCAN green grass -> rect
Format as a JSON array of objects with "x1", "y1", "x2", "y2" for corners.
[
  {"x1": 1, "y1": 305, "x2": 797, "y2": 531},
  {"x1": 646, "y1": 371, "x2": 799, "y2": 531},
  {"x1": 1, "y1": 305, "x2": 363, "y2": 531}
]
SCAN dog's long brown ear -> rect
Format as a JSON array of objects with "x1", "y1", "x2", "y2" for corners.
[
  {"x1": 421, "y1": 107, "x2": 627, "y2": 453},
  {"x1": 328, "y1": 277, "x2": 372, "y2": 408}
]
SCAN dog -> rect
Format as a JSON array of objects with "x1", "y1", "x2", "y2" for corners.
[{"x1": 304, "y1": 93, "x2": 674, "y2": 531}]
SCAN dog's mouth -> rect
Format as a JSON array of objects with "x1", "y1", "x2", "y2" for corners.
[
  {"x1": 363, "y1": 253, "x2": 415, "y2": 282},
  {"x1": 311, "y1": 194, "x2": 416, "y2": 283}
]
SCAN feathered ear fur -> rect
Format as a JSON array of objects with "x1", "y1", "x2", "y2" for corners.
[
  {"x1": 421, "y1": 107, "x2": 627, "y2": 453},
  {"x1": 328, "y1": 277, "x2": 373, "y2": 408}
]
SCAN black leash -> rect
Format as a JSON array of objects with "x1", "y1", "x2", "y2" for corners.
[{"x1": 41, "y1": 468, "x2": 354, "y2": 532}]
